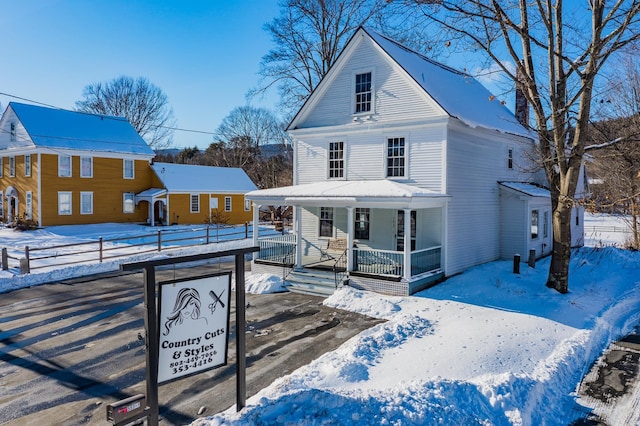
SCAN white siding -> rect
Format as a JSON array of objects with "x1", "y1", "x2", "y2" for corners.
[
  {"x1": 499, "y1": 189, "x2": 527, "y2": 259},
  {"x1": 296, "y1": 36, "x2": 445, "y2": 129},
  {"x1": 445, "y1": 122, "x2": 536, "y2": 275}
]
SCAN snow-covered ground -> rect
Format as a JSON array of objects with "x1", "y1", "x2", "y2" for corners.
[{"x1": 0, "y1": 213, "x2": 638, "y2": 425}]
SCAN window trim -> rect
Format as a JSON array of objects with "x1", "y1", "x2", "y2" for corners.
[
  {"x1": 80, "y1": 191, "x2": 93, "y2": 215},
  {"x1": 24, "y1": 154, "x2": 31, "y2": 177},
  {"x1": 244, "y1": 198, "x2": 251, "y2": 211},
  {"x1": 507, "y1": 146, "x2": 514, "y2": 170},
  {"x1": 531, "y1": 209, "x2": 539, "y2": 239},
  {"x1": 80, "y1": 156, "x2": 93, "y2": 178},
  {"x1": 353, "y1": 69, "x2": 375, "y2": 115},
  {"x1": 123, "y1": 159, "x2": 134, "y2": 180},
  {"x1": 58, "y1": 155, "x2": 71, "y2": 177},
  {"x1": 224, "y1": 196, "x2": 232, "y2": 212},
  {"x1": 319, "y1": 207, "x2": 334, "y2": 238},
  {"x1": 25, "y1": 191, "x2": 33, "y2": 219},
  {"x1": 58, "y1": 191, "x2": 72, "y2": 215},
  {"x1": 9, "y1": 156, "x2": 15, "y2": 177},
  {"x1": 386, "y1": 136, "x2": 406, "y2": 179},
  {"x1": 328, "y1": 141, "x2": 345, "y2": 179},
  {"x1": 354, "y1": 208, "x2": 371, "y2": 240},
  {"x1": 123, "y1": 192, "x2": 135, "y2": 214},
  {"x1": 190, "y1": 194, "x2": 200, "y2": 213}
]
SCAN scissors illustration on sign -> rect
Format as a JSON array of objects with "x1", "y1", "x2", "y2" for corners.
[{"x1": 208, "y1": 290, "x2": 225, "y2": 314}]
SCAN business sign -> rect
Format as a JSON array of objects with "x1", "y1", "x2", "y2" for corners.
[{"x1": 157, "y1": 272, "x2": 231, "y2": 384}]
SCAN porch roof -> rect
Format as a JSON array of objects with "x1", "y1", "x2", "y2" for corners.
[
  {"x1": 135, "y1": 188, "x2": 167, "y2": 205},
  {"x1": 246, "y1": 180, "x2": 449, "y2": 209},
  {"x1": 499, "y1": 181, "x2": 550, "y2": 198}
]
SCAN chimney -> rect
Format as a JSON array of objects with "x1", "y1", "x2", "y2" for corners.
[{"x1": 515, "y1": 63, "x2": 529, "y2": 127}]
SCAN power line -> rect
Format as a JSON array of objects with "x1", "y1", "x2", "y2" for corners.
[{"x1": 0, "y1": 91, "x2": 216, "y2": 136}]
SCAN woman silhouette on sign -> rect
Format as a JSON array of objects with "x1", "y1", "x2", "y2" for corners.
[{"x1": 163, "y1": 287, "x2": 208, "y2": 336}]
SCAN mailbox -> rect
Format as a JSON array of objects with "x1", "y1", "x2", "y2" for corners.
[{"x1": 106, "y1": 394, "x2": 147, "y2": 425}]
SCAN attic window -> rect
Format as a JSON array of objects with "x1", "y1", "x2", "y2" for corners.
[
  {"x1": 355, "y1": 72, "x2": 372, "y2": 113},
  {"x1": 508, "y1": 146, "x2": 514, "y2": 169},
  {"x1": 10, "y1": 122, "x2": 16, "y2": 141}
]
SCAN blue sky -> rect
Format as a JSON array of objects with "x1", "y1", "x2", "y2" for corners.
[{"x1": 0, "y1": 0, "x2": 281, "y2": 149}]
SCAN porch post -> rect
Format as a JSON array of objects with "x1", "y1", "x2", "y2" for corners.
[
  {"x1": 149, "y1": 201, "x2": 155, "y2": 226},
  {"x1": 346, "y1": 207, "x2": 354, "y2": 271},
  {"x1": 295, "y1": 206, "x2": 302, "y2": 269},
  {"x1": 252, "y1": 203, "x2": 260, "y2": 261},
  {"x1": 403, "y1": 209, "x2": 411, "y2": 280}
]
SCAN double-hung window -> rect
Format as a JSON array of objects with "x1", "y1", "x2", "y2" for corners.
[
  {"x1": 81, "y1": 157, "x2": 93, "y2": 178},
  {"x1": 81, "y1": 192, "x2": 93, "y2": 215},
  {"x1": 328, "y1": 141, "x2": 344, "y2": 179},
  {"x1": 354, "y1": 208, "x2": 370, "y2": 240},
  {"x1": 190, "y1": 194, "x2": 200, "y2": 213},
  {"x1": 224, "y1": 196, "x2": 232, "y2": 212},
  {"x1": 387, "y1": 137, "x2": 405, "y2": 178},
  {"x1": 319, "y1": 207, "x2": 334, "y2": 238},
  {"x1": 25, "y1": 191, "x2": 32, "y2": 219},
  {"x1": 507, "y1": 146, "x2": 514, "y2": 169},
  {"x1": 123, "y1": 159, "x2": 134, "y2": 179},
  {"x1": 531, "y1": 209, "x2": 539, "y2": 239},
  {"x1": 24, "y1": 154, "x2": 31, "y2": 177},
  {"x1": 244, "y1": 198, "x2": 251, "y2": 211},
  {"x1": 58, "y1": 192, "x2": 72, "y2": 215},
  {"x1": 9, "y1": 156, "x2": 15, "y2": 177},
  {"x1": 59, "y1": 155, "x2": 71, "y2": 177},
  {"x1": 355, "y1": 72, "x2": 372, "y2": 113},
  {"x1": 123, "y1": 193, "x2": 135, "y2": 213}
]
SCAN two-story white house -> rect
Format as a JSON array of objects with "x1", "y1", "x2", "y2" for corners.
[{"x1": 247, "y1": 27, "x2": 585, "y2": 296}]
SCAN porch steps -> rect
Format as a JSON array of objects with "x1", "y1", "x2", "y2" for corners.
[{"x1": 284, "y1": 268, "x2": 346, "y2": 297}]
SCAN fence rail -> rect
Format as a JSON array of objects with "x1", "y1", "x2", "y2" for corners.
[{"x1": 2, "y1": 223, "x2": 283, "y2": 274}]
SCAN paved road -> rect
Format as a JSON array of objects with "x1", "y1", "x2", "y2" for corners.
[{"x1": 0, "y1": 263, "x2": 383, "y2": 425}]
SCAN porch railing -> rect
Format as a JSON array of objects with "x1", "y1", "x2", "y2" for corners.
[
  {"x1": 353, "y1": 248, "x2": 403, "y2": 276},
  {"x1": 257, "y1": 234, "x2": 296, "y2": 265},
  {"x1": 411, "y1": 245, "x2": 441, "y2": 276}
]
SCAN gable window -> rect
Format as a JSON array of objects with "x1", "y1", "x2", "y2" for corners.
[
  {"x1": 58, "y1": 155, "x2": 71, "y2": 177},
  {"x1": 387, "y1": 137, "x2": 405, "y2": 178},
  {"x1": 191, "y1": 194, "x2": 200, "y2": 213},
  {"x1": 328, "y1": 141, "x2": 344, "y2": 179},
  {"x1": 355, "y1": 72, "x2": 372, "y2": 113},
  {"x1": 24, "y1": 154, "x2": 31, "y2": 177},
  {"x1": 58, "y1": 192, "x2": 72, "y2": 215},
  {"x1": 9, "y1": 156, "x2": 15, "y2": 177},
  {"x1": 123, "y1": 192, "x2": 135, "y2": 213},
  {"x1": 244, "y1": 198, "x2": 251, "y2": 211},
  {"x1": 319, "y1": 207, "x2": 333, "y2": 238},
  {"x1": 224, "y1": 196, "x2": 232, "y2": 212},
  {"x1": 123, "y1": 159, "x2": 134, "y2": 179},
  {"x1": 81, "y1": 156, "x2": 93, "y2": 178},
  {"x1": 354, "y1": 208, "x2": 370, "y2": 240},
  {"x1": 10, "y1": 122, "x2": 16, "y2": 141},
  {"x1": 531, "y1": 209, "x2": 539, "y2": 239},
  {"x1": 508, "y1": 146, "x2": 514, "y2": 169},
  {"x1": 81, "y1": 192, "x2": 93, "y2": 215},
  {"x1": 25, "y1": 191, "x2": 32, "y2": 219}
]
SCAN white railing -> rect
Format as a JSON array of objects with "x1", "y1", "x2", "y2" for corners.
[
  {"x1": 257, "y1": 234, "x2": 296, "y2": 265},
  {"x1": 411, "y1": 245, "x2": 441, "y2": 276},
  {"x1": 353, "y1": 248, "x2": 404, "y2": 276}
]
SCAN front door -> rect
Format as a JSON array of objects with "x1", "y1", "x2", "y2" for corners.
[{"x1": 396, "y1": 210, "x2": 416, "y2": 251}]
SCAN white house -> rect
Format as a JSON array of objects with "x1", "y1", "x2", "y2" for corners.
[{"x1": 246, "y1": 27, "x2": 585, "y2": 296}]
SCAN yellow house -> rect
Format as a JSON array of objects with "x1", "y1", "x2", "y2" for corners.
[{"x1": 0, "y1": 102, "x2": 257, "y2": 227}]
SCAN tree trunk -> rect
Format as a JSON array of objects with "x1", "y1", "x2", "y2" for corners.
[{"x1": 546, "y1": 204, "x2": 572, "y2": 293}]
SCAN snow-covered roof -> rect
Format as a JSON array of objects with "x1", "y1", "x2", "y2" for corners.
[
  {"x1": 499, "y1": 181, "x2": 550, "y2": 197},
  {"x1": 246, "y1": 180, "x2": 449, "y2": 209},
  {"x1": 6, "y1": 102, "x2": 154, "y2": 156},
  {"x1": 364, "y1": 28, "x2": 531, "y2": 138},
  {"x1": 152, "y1": 162, "x2": 257, "y2": 193}
]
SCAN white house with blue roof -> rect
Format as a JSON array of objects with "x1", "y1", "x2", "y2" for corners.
[{"x1": 246, "y1": 27, "x2": 585, "y2": 296}]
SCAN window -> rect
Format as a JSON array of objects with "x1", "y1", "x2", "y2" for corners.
[
  {"x1": 80, "y1": 192, "x2": 93, "y2": 215},
  {"x1": 531, "y1": 209, "x2": 539, "y2": 239},
  {"x1": 328, "y1": 141, "x2": 344, "y2": 179},
  {"x1": 58, "y1": 192, "x2": 72, "y2": 215},
  {"x1": 508, "y1": 147, "x2": 514, "y2": 169},
  {"x1": 244, "y1": 198, "x2": 251, "y2": 211},
  {"x1": 0, "y1": 191, "x2": 4, "y2": 217},
  {"x1": 190, "y1": 194, "x2": 200, "y2": 213},
  {"x1": 0, "y1": 157, "x2": 3, "y2": 177},
  {"x1": 576, "y1": 210, "x2": 580, "y2": 226},
  {"x1": 397, "y1": 210, "x2": 417, "y2": 251},
  {"x1": 25, "y1": 191, "x2": 32, "y2": 219},
  {"x1": 24, "y1": 154, "x2": 31, "y2": 177},
  {"x1": 9, "y1": 156, "x2": 15, "y2": 177},
  {"x1": 319, "y1": 207, "x2": 333, "y2": 238},
  {"x1": 80, "y1": 157, "x2": 93, "y2": 178},
  {"x1": 543, "y1": 211, "x2": 549, "y2": 238},
  {"x1": 224, "y1": 196, "x2": 232, "y2": 212},
  {"x1": 387, "y1": 137, "x2": 405, "y2": 177},
  {"x1": 355, "y1": 72, "x2": 372, "y2": 113},
  {"x1": 58, "y1": 155, "x2": 71, "y2": 177},
  {"x1": 354, "y1": 208, "x2": 370, "y2": 240},
  {"x1": 10, "y1": 122, "x2": 16, "y2": 141},
  {"x1": 123, "y1": 192, "x2": 135, "y2": 213},
  {"x1": 123, "y1": 159, "x2": 134, "y2": 179}
]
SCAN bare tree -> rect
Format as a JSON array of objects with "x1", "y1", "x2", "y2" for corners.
[
  {"x1": 251, "y1": 0, "x2": 443, "y2": 117},
  {"x1": 413, "y1": 1, "x2": 640, "y2": 293},
  {"x1": 76, "y1": 76, "x2": 176, "y2": 149}
]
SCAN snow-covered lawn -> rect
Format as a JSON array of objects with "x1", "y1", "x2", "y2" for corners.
[{"x1": 0, "y1": 213, "x2": 638, "y2": 424}]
